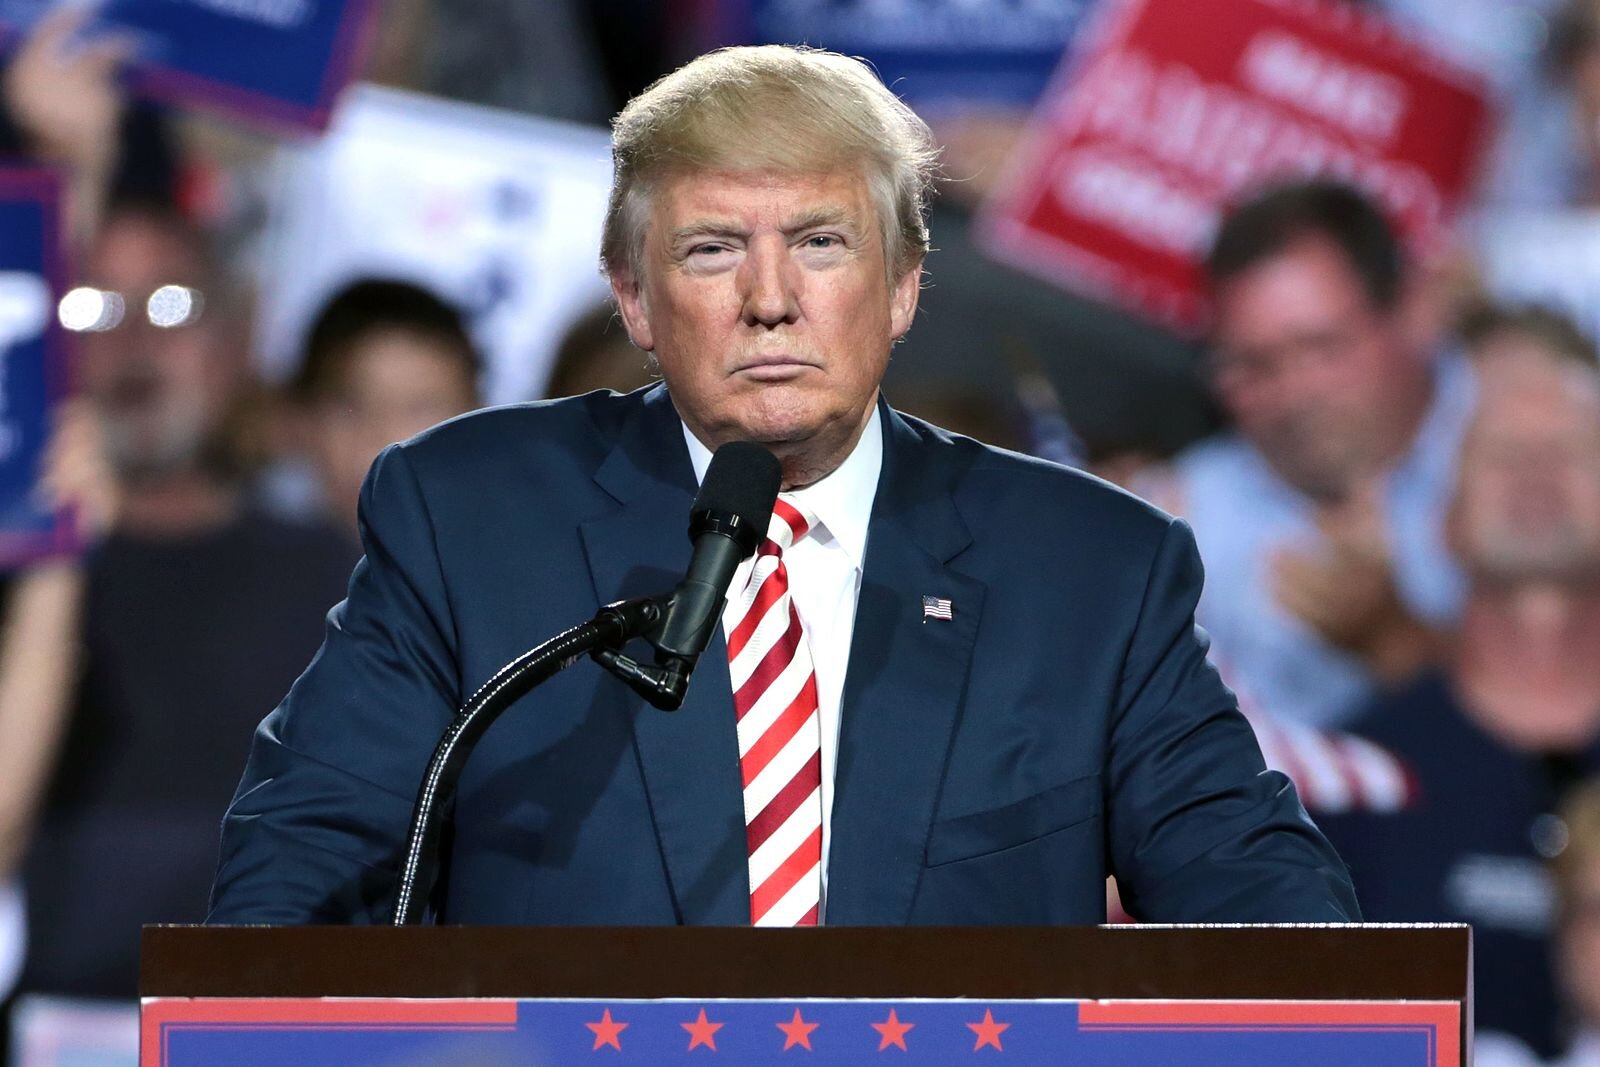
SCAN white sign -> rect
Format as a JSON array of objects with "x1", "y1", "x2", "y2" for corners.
[
  {"x1": 0, "y1": 270, "x2": 49, "y2": 351},
  {"x1": 1474, "y1": 210, "x2": 1600, "y2": 350},
  {"x1": 254, "y1": 84, "x2": 615, "y2": 407}
]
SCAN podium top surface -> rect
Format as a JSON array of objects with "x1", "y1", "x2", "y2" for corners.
[{"x1": 142, "y1": 924, "x2": 1469, "y2": 1000}]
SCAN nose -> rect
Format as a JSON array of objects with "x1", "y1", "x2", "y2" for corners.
[{"x1": 739, "y1": 236, "x2": 799, "y2": 328}]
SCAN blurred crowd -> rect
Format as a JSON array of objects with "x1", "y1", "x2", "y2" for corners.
[{"x1": 0, "y1": 0, "x2": 1599, "y2": 1063}]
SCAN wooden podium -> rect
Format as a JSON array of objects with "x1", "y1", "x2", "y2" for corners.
[{"x1": 141, "y1": 923, "x2": 1471, "y2": 1065}]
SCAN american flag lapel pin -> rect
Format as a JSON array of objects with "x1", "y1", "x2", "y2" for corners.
[{"x1": 922, "y1": 595, "x2": 954, "y2": 622}]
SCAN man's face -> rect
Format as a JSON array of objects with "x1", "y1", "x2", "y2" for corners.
[
  {"x1": 1450, "y1": 357, "x2": 1600, "y2": 585},
  {"x1": 77, "y1": 214, "x2": 236, "y2": 482},
  {"x1": 611, "y1": 168, "x2": 919, "y2": 480},
  {"x1": 1208, "y1": 235, "x2": 1419, "y2": 499},
  {"x1": 311, "y1": 329, "x2": 480, "y2": 531}
]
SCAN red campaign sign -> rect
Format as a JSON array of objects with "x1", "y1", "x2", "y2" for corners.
[{"x1": 976, "y1": 0, "x2": 1492, "y2": 335}]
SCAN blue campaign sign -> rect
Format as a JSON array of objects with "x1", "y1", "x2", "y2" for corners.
[
  {"x1": 0, "y1": 169, "x2": 75, "y2": 570},
  {"x1": 738, "y1": 0, "x2": 1097, "y2": 110},
  {"x1": 143, "y1": 997, "x2": 1462, "y2": 1065},
  {"x1": 0, "y1": 168, "x2": 73, "y2": 566},
  {"x1": 0, "y1": 0, "x2": 374, "y2": 132}
]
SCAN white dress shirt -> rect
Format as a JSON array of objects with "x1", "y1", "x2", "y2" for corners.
[{"x1": 682, "y1": 407, "x2": 883, "y2": 910}]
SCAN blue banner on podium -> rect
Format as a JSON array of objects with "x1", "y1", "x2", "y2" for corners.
[
  {"x1": 143, "y1": 997, "x2": 1461, "y2": 1065},
  {"x1": 0, "y1": 168, "x2": 75, "y2": 570}
]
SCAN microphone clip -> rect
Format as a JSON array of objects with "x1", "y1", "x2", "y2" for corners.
[{"x1": 588, "y1": 593, "x2": 696, "y2": 711}]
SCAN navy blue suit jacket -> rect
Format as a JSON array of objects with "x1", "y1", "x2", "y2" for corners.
[{"x1": 209, "y1": 385, "x2": 1358, "y2": 925}]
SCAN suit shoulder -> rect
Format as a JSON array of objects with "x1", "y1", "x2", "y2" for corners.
[
  {"x1": 404, "y1": 389, "x2": 637, "y2": 457},
  {"x1": 376, "y1": 389, "x2": 646, "y2": 493},
  {"x1": 907, "y1": 416, "x2": 1175, "y2": 540}
]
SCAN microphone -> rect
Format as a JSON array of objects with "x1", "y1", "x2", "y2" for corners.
[
  {"x1": 393, "y1": 442, "x2": 780, "y2": 920},
  {"x1": 652, "y1": 441, "x2": 782, "y2": 672}
]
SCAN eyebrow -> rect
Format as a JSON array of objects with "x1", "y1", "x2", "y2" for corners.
[
  {"x1": 667, "y1": 206, "x2": 860, "y2": 246},
  {"x1": 668, "y1": 221, "x2": 740, "y2": 247},
  {"x1": 780, "y1": 206, "x2": 857, "y2": 235}
]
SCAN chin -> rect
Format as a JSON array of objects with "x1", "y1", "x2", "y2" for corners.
[
  {"x1": 725, "y1": 395, "x2": 836, "y2": 446},
  {"x1": 739, "y1": 418, "x2": 827, "y2": 448}
]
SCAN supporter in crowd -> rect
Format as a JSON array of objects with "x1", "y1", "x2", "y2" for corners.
[
  {"x1": 0, "y1": 403, "x2": 109, "y2": 1039},
  {"x1": 291, "y1": 279, "x2": 483, "y2": 545},
  {"x1": 0, "y1": 7, "x2": 133, "y2": 241},
  {"x1": 1463, "y1": 302, "x2": 1600, "y2": 369},
  {"x1": 1479, "y1": 779, "x2": 1600, "y2": 1066},
  {"x1": 543, "y1": 301, "x2": 656, "y2": 399},
  {"x1": 9, "y1": 0, "x2": 1600, "y2": 1057},
  {"x1": 890, "y1": 382, "x2": 1027, "y2": 453},
  {"x1": 1318, "y1": 330, "x2": 1600, "y2": 1058},
  {"x1": 2, "y1": 204, "x2": 353, "y2": 1031},
  {"x1": 1142, "y1": 179, "x2": 1473, "y2": 728}
]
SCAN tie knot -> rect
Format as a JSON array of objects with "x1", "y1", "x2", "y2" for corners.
[{"x1": 767, "y1": 495, "x2": 815, "y2": 551}]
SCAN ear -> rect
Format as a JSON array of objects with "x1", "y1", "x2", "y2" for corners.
[
  {"x1": 888, "y1": 257, "x2": 923, "y2": 341},
  {"x1": 609, "y1": 269, "x2": 655, "y2": 352}
]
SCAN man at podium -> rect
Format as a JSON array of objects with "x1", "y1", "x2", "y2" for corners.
[{"x1": 207, "y1": 46, "x2": 1358, "y2": 928}]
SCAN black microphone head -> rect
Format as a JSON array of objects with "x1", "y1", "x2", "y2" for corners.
[{"x1": 691, "y1": 442, "x2": 781, "y2": 554}]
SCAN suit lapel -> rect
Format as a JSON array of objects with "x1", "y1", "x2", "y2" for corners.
[
  {"x1": 579, "y1": 385, "x2": 750, "y2": 925},
  {"x1": 826, "y1": 405, "x2": 985, "y2": 925}
]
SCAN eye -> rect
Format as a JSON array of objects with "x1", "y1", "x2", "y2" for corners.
[
  {"x1": 689, "y1": 243, "x2": 730, "y2": 257},
  {"x1": 804, "y1": 234, "x2": 840, "y2": 249}
]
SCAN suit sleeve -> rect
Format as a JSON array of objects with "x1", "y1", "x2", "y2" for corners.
[
  {"x1": 208, "y1": 444, "x2": 459, "y2": 924},
  {"x1": 1105, "y1": 517, "x2": 1361, "y2": 922}
]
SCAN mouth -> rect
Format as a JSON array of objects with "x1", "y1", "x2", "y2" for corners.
[{"x1": 733, "y1": 354, "x2": 818, "y2": 382}]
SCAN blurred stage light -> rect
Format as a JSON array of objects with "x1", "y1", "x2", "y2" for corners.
[
  {"x1": 146, "y1": 285, "x2": 203, "y2": 329},
  {"x1": 58, "y1": 288, "x2": 125, "y2": 332}
]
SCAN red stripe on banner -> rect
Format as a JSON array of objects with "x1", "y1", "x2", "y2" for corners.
[
  {"x1": 746, "y1": 751, "x2": 822, "y2": 851},
  {"x1": 741, "y1": 677, "x2": 819, "y2": 787},
  {"x1": 1078, "y1": 1001, "x2": 1459, "y2": 1065},
  {"x1": 750, "y1": 825, "x2": 823, "y2": 922},
  {"x1": 144, "y1": 999, "x2": 520, "y2": 1025},
  {"x1": 1079, "y1": 1001, "x2": 1457, "y2": 1026},
  {"x1": 733, "y1": 604, "x2": 803, "y2": 717},
  {"x1": 1330, "y1": 737, "x2": 1370, "y2": 810},
  {"x1": 1269, "y1": 724, "x2": 1318, "y2": 809}
]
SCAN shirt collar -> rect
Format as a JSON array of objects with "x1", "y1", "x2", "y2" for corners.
[{"x1": 681, "y1": 405, "x2": 882, "y2": 568}]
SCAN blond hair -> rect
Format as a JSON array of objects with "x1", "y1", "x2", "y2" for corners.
[{"x1": 601, "y1": 45, "x2": 939, "y2": 285}]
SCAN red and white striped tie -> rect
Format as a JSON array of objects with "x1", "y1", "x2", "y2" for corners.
[{"x1": 723, "y1": 496, "x2": 822, "y2": 927}]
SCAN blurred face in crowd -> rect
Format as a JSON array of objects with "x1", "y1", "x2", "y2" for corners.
[
  {"x1": 544, "y1": 325, "x2": 658, "y2": 399},
  {"x1": 1449, "y1": 357, "x2": 1600, "y2": 586},
  {"x1": 77, "y1": 213, "x2": 239, "y2": 484},
  {"x1": 1208, "y1": 234, "x2": 1425, "y2": 500},
  {"x1": 309, "y1": 328, "x2": 478, "y2": 530},
  {"x1": 611, "y1": 167, "x2": 920, "y2": 485},
  {"x1": 1472, "y1": 327, "x2": 1566, "y2": 367}
]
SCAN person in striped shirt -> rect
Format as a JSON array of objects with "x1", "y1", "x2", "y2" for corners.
[{"x1": 1319, "y1": 328, "x2": 1600, "y2": 1058}]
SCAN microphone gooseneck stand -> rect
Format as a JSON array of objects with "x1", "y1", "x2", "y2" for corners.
[
  {"x1": 390, "y1": 438, "x2": 780, "y2": 925},
  {"x1": 390, "y1": 593, "x2": 702, "y2": 925}
]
